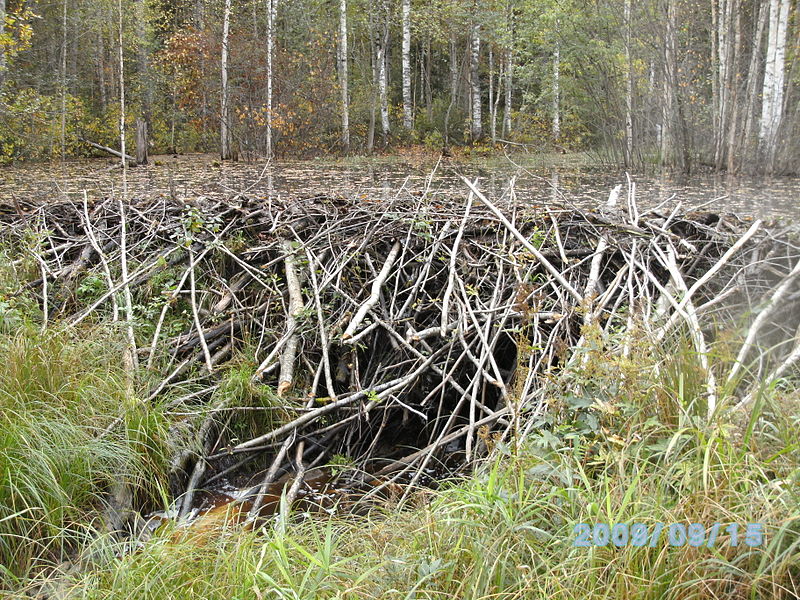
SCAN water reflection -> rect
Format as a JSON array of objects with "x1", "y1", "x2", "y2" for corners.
[{"x1": 1, "y1": 154, "x2": 798, "y2": 221}]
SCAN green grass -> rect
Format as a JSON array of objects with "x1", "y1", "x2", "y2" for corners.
[{"x1": 0, "y1": 324, "x2": 171, "y2": 586}]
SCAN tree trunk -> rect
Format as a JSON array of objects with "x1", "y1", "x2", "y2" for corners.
[
  {"x1": 136, "y1": 119, "x2": 148, "y2": 165},
  {"x1": 61, "y1": 0, "x2": 68, "y2": 160},
  {"x1": 503, "y1": 49, "x2": 513, "y2": 136},
  {"x1": 489, "y1": 46, "x2": 497, "y2": 143},
  {"x1": 624, "y1": 0, "x2": 633, "y2": 166},
  {"x1": 502, "y1": 0, "x2": 514, "y2": 137},
  {"x1": 338, "y1": 0, "x2": 350, "y2": 151},
  {"x1": 713, "y1": 0, "x2": 737, "y2": 170},
  {"x1": 552, "y1": 42, "x2": 560, "y2": 142},
  {"x1": 135, "y1": 0, "x2": 150, "y2": 165},
  {"x1": 367, "y1": 7, "x2": 377, "y2": 152},
  {"x1": 401, "y1": 0, "x2": 412, "y2": 130},
  {"x1": 444, "y1": 34, "x2": 457, "y2": 146},
  {"x1": 741, "y1": 1, "x2": 768, "y2": 165},
  {"x1": 220, "y1": 0, "x2": 232, "y2": 160},
  {"x1": 469, "y1": 21, "x2": 481, "y2": 141},
  {"x1": 378, "y1": 7, "x2": 390, "y2": 146},
  {"x1": 758, "y1": 0, "x2": 790, "y2": 172},
  {"x1": 266, "y1": 0, "x2": 277, "y2": 158},
  {"x1": 661, "y1": 0, "x2": 688, "y2": 171}
]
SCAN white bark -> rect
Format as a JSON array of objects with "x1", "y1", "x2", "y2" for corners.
[
  {"x1": 378, "y1": 17, "x2": 389, "y2": 145},
  {"x1": 758, "y1": 0, "x2": 790, "y2": 170},
  {"x1": 338, "y1": 0, "x2": 350, "y2": 150},
  {"x1": 266, "y1": 0, "x2": 277, "y2": 158},
  {"x1": 401, "y1": 0, "x2": 412, "y2": 129},
  {"x1": 220, "y1": 0, "x2": 232, "y2": 160},
  {"x1": 488, "y1": 46, "x2": 497, "y2": 143},
  {"x1": 552, "y1": 43, "x2": 560, "y2": 141},
  {"x1": 469, "y1": 22, "x2": 481, "y2": 140}
]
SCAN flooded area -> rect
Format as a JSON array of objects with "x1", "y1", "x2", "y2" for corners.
[{"x1": 1, "y1": 153, "x2": 798, "y2": 222}]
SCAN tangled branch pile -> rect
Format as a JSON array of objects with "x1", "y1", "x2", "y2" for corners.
[{"x1": 2, "y1": 178, "x2": 799, "y2": 522}]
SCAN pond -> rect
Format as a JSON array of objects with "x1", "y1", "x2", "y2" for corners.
[{"x1": 1, "y1": 153, "x2": 798, "y2": 221}]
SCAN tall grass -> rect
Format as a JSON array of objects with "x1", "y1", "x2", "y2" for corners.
[{"x1": 0, "y1": 324, "x2": 171, "y2": 586}]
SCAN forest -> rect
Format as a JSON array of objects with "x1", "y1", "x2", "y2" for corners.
[{"x1": 0, "y1": 0, "x2": 797, "y2": 173}]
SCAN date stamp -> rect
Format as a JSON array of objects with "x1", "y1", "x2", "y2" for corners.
[{"x1": 572, "y1": 522, "x2": 764, "y2": 548}]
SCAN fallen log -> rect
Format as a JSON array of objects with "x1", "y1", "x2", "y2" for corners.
[{"x1": 79, "y1": 137, "x2": 136, "y2": 163}]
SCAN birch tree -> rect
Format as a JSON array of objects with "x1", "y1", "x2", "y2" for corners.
[
  {"x1": 377, "y1": 1, "x2": 390, "y2": 146},
  {"x1": 401, "y1": 0, "x2": 412, "y2": 129},
  {"x1": 552, "y1": 41, "x2": 560, "y2": 141},
  {"x1": 502, "y1": 0, "x2": 514, "y2": 137},
  {"x1": 469, "y1": 20, "x2": 482, "y2": 140},
  {"x1": 758, "y1": 0, "x2": 790, "y2": 171},
  {"x1": 338, "y1": 0, "x2": 349, "y2": 150},
  {"x1": 266, "y1": 0, "x2": 277, "y2": 158},
  {"x1": 220, "y1": 0, "x2": 232, "y2": 160}
]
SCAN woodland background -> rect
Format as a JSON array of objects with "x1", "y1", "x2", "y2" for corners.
[{"x1": 0, "y1": 0, "x2": 797, "y2": 174}]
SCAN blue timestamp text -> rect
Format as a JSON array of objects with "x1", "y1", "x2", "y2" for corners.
[{"x1": 572, "y1": 522, "x2": 764, "y2": 548}]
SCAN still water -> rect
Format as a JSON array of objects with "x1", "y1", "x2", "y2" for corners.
[{"x1": 1, "y1": 153, "x2": 798, "y2": 221}]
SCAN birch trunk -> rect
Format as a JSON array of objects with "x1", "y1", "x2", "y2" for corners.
[
  {"x1": 469, "y1": 22, "x2": 482, "y2": 141},
  {"x1": 502, "y1": 0, "x2": 513, "y2": 137},
  {"x1": 758, "y1": 0, "x2": 790, "y2": 171},
  {"x1": 338, "y1": 0, "x2": 350, "y2": 151},
  {"x1": 266, "y1": 0, "x2": 277, "y2": 158},
  {"x1": 552, "y1": 42, "x2": 560, "y2": 141},
  {"x1": 378, "y1": 1, "x2": 390, "y2": 146},
  {"x1": 489, "y1": 46, "x2": 497, "y2": 143},
  {"x1": 220, "y1": 0, "x2": 232, "y2": 160},
  {"x1": 401, "y1": 0, "x2": 412, "y2": 129}
]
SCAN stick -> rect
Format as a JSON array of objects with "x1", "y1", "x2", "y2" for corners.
[
  {"x1": 342, "y1": 240, "x2": 402, "y2": 340},
  {"x1": 278, "y1": 239, "x2": 305, "y2": 397}
]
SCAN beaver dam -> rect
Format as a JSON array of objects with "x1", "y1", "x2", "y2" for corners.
[{"x1": 2, "y1": 176, "x2": 799, "y2": 543}]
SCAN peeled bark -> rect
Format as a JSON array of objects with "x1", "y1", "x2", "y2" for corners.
[
  {"x1": 338, "y1": 0, "x2": 350, "y2": 150},
  {"x1": 401, "y1": 0, "x2": 412, "y2": 129},
  {"x1": 220, "y1": 0, "x2": 232, "y2": 160}
]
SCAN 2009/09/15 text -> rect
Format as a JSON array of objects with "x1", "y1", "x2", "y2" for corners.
[{"x1": 572, "y1": 523, "x2": 764, "y2": 548}]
